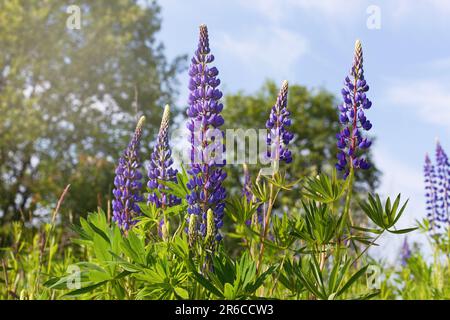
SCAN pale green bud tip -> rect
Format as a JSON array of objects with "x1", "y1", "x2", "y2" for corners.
[
  {"x1": 188, "y1": 214, "x2": 197, "y2": 231},
  {"x1": 206, "y1": 209, "x2": 215, "y2": 238},
  {"x1": 279, "y1": 80, "x2": 289, "y2": 100},
  {"x1": 355, "y1": 40, "x2": 362, "y2": 55},
  {"x1": 160, "y1": 105, "x2": 170, "y2": 129},
  {"x1": 136, "y1": 116, "x2": 145, "y2": 131}
]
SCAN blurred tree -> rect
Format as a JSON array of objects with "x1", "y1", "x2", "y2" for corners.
[
  {"x1": 0, "y1": 0, "x2": 186, "y2": 223},
  {"x1": 222, "y1": 80, "x2": 380, "y2": 207}
]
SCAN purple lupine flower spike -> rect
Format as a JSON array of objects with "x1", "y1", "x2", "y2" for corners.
[
  {"x1": 424, "y1": 153, "x2": 440, "y2": 231},
  {"x1": 112, "y1": 116, "x2": 145, "y2": 231},
  {"x1": 266, "y1": 81, "x2": 294, "y2": 164},
  {"x1": 147, "y1": 105, "x2": 181, "y2": 209},
  {"x1": 435, "y1": 140, "x2": 450, "y2": 223},
  {"x1": 400, "y1": 237, "x2": 411, "y2": 266},
  {"x1": 336, "y1": 40, "x2": 372, "y2": 177},
  {"x1": 186, "y1": 24, "x2": 227, "y2": 245}
]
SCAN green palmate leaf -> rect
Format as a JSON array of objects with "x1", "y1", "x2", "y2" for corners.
[
  {"x1": 264, "y1": 171, "x2": 301, "y2": 191},
  {"x1": 138, "y1": 202, "x2": 158, "y2": 219},
  {"x1": 336, "y1": 264, "x2": 369, "y2": 297},
  {"x1": 163, "y1": 203, "x2": 188, "y2": 217},
  {"x1": 302, "y1": 170, "x2": 348, "y2": 203},
  {"x1": 189, "y1": 266, "x2": 224, "y2": 298},
  {"x1": 389, "y1": 227, "x2": 419, "y2": 234},
  {"x1": 226, "y1": 196, "x2": 259, "y2": 225},
  {"x1": 359, "y1": 193, "x2": 417, "y2": 234},
  {"x1": 87, "y1": 221, "x2": 110, "y2": 244},
  {"x1": 291, "y1": 200, "x2": 339, "y2": 245},
  {"x1": 121, "y1": 232, "x2": 146, "y2": 266},
  {"x1": 223, "y1": 283, "x2": 235, "y2": 300},
  {"x1": 351, "y1": 225, "x2": 383, "y2": 234},
  {"x1": 174, "y1": 287, "x2": 189, "y2": 300},
  {"x1": 62, "y1": 281, "x2": 107, "y2": 297},
  {"x1": 352, "y1": 290, "x2": 381, "y2": 300}
]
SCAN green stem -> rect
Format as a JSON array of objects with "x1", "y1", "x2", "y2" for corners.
[
  {"x1": 343, "y1": 168, "x2": 355, "y2": 229},
  {"x1": 256, "y1": 183, "x2": 275, "y2": 274},
  {"x1": 351, "y1": 231, "x2": 383, "y2": 266}
]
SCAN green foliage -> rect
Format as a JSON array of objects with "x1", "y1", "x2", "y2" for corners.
[
  {"x1": 358, "y1": 194, "x2": 416, "y2": 234},
  {"x1": 291, "y1": 201, "x2": 340, "y2": 246},
  {"x1": 190, "y1": 252, "x2": 275, "y2": 299},
  {"x1": 380, "y1": 229, "x2": 450, "y2": 299},
  {"x1": 222, "y1": 81, "x2": 380, "y2": 201},
  {"x1": 0, "y1": 0, "x2": 185, "y2": 222},
  {"x1": 302, "y1": 171, "x2": 348, "y2": 204}
]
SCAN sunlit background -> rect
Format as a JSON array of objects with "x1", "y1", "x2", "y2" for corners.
[{"x1": 2, "y1": 0, "x2": 450, "y2": 263}]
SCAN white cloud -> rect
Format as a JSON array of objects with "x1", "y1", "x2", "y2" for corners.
[
  {"x1": 289, "y1": 0, "x2": 362, "y2": 16},
  {"x1": 388, "y1": 0, "x2": 450, "y2": 21},
  {"x1": 238, "y1": 0, "x2": 362, "y2": 22},
  {"x1": 217, "y1": 26, "x2": 308, "y2": 77},
  {"x1": 430, "y1": 0, "x2": 450, "y2": 11},
  {"x1": 386, "y1": 79, "x2": 450, "y2": 128}
]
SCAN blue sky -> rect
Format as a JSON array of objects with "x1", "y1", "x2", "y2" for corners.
[{"x1": 157, "y1": 0, "x2": 450, "y2": 261}]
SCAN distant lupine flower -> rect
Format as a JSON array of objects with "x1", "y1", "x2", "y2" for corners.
[
  {"x1": 424, "y1": 153, "x2": 440, "y2": 229},
  {"x1": 401, "y1": 237, "x2": 411, "y2": 266},
  {"x1": 147, "y1": 105, "x2": 181, "y2": 209},
  {"x1": 186, "y1": 25, "x2": 227, "y2": 244},
  {"x1": 242, "y1": 163, "x2": 253, "y2": 202},
  {"x1": 112, "y1": 116, "x2": 145, "y2": 231},
  {"x1": 435, "y1": 141, "x2": 450, "y2": 223},
  {"x1": 336, "y1": 40, "x2": 373, "y2": 177},
  {"x1": 242, "y1": 163, "x2": 263, "y2": 226},
  {"x1": 266, "y1": 81, "x2": 294, "y2": 164}
]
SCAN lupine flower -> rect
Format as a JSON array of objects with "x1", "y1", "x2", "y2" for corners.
[
  {"x1": 186, "y1": 24, "x2": 227, "y2": 244},
  {"x1": 147, "y1": 105, "x2": 181, "y2": 209},
  {"x1": 266, "y1": 81, "x2": 294, "y2": 164},
  {"x1": 435, "y1": 141, "x2": 450, "y2": 223},
  {"x1": 424, "y1": 153, "x2": 440, "y2": 230},
  {"x1": 112, "y1": 116, "x2": 145, "y2": 231},
  {"x1": 401, "y1": 237, "x2": 411, "y2": 266},
  {"x1": 242, "y1": 163, "x2": 263, "y2": 226},
  {"x1": 242, "y1": 163, "x2": 253, "y2": 202},
  {"x1": 336, "y1": 40, "x2": 373, "y2": 177}
]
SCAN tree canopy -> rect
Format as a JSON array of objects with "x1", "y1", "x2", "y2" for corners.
[
  {"x1": 222, "y1": 80, "x2": 380, "y2": 205},
  {"x1": 0, "y1": 0, "x2": 185, "y2": 222}
]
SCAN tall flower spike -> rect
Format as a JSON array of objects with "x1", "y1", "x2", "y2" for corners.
[
  {"x1": 435, "y1": 140, "x2": 450, "y2": 223},
  {"x1": 112, "y1": 116, "x2": 145, "y2": 231},
  {"x1": 424, "y1": 153, "x2": 440, "y2": 230},
  {"x1": 336, "y1": 40, "x2": 373, "y2": 178},
  {"x1": 147, "y1": 105, "x2": 181, "y2": 209},
  {"x1": 186, "y1": 24, "x2": 227, "y2": 245},
  {"x1": 266, "y1": 80, "x2": 294, "y2": 164}
]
